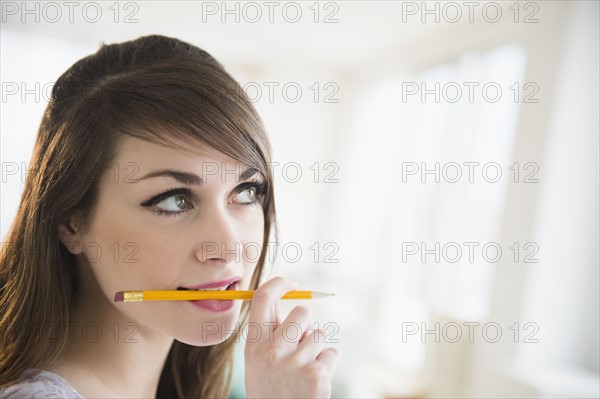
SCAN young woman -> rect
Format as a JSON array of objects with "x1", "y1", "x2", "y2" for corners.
[{"x1": 0, "y1": 35, "x2": 339, "y2": 398}]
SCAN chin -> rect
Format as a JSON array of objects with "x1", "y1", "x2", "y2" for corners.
[
  {"x1": 173, "y1": 308, "x2": 244, "y2": 347},
  {"x1": 175, "y1": 320, "x2": 241, "y2": 346}
]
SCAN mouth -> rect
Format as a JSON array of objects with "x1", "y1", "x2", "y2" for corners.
[{"x1": 177, "y1": 276, "x2": 240, "y2": 292}]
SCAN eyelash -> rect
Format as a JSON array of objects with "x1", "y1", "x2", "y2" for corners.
[{"x1": 141, "y1": 180, "x2": 267, "y2": 217}]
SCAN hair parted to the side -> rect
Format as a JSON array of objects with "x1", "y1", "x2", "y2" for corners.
[{"x1": 0, "y1": 35, "x2": 277, "y2": 398}]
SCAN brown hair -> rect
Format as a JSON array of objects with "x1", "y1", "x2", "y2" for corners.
[{"x1": 0, "y1": 35, "x2": 276, "y2": 398}]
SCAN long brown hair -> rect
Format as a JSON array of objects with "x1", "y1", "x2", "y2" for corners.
[{"x1": 0, "y1": 35, "x2": 276, "y2": 398}]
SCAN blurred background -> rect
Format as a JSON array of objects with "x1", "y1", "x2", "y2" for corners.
[{"x1": 1, "y1": 1, "x2": 598, "y2": 397}]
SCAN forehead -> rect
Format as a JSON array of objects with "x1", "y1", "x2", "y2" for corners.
[
  {"x1": 115, "y1": 136, "x2": 243, "y2": 171},
  {"x1": 114, "y1": 134, "x2": 238, "y2": 165},
  {"x1": 107, "y1": 135, "x2": 255, "y2": 186}
]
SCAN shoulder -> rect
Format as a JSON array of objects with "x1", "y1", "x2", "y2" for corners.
[{"x1": 0, "y1": 369, "x2": 85, "y2": 399}]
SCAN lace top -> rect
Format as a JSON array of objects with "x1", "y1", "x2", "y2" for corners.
[{"x1": 0, "y1": 369, "x2": 85, "y2": 399}]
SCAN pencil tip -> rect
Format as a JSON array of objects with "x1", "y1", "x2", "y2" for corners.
[
  {"x1": 114, "y1": 291, "x2": 124, "y2": 302},
  {"x1": 312, "y1": 291, "x2": 335, "y2": 299}
]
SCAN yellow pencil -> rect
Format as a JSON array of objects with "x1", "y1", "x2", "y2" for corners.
[{"x1": 114, "y1": 290, "x2": 334, "y2": 302}]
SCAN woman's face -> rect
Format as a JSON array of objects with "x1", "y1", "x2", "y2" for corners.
[{"x1": 72, "y1": 135, "x2": 265, "y2": 346}]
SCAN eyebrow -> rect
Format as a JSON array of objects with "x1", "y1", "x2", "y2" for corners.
[{"x1": 135, "y1": 167, "x2": 259, "y2": 185}]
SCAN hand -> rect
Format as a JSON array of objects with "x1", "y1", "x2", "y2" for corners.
[{"x1": 244, "y1": 277, "x2": 340, "y2": 398}]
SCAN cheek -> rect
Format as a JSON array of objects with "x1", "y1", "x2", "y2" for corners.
[
  {"x1": 239, "y1": 207, "x2": 264, "y2": 252},
  {"x1": 240, "y1": 206, "x2": 265, "y2": 241},
  {"x1": 239, "y1": 209, "x2": 266, "y2": 287},
  {"x1": 82, "y1": 203, "x2": 185, "y2": 296}
]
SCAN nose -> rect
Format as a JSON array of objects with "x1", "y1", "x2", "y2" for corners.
[{"x1": 194, "y1": 206, "x2": 242, "y2": 265}]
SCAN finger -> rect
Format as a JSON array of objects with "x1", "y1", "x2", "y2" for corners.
[
  {"x1": 297, "y1": 329, "x2": 327, "y2": 361},
  {"x1": 275, "y1": 305, "x2": 312, "y2": 346},
  {"x1": 247, "y1": 276, "x2": 298, "y2": 338},
  {"x1": 273, "y1": 301, "x2": 282, "y2": 325},
  {"x1": 315, "y1": 347, "x2": 340, "y2": 374}
]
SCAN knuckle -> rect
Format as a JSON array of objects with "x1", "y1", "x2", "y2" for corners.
[
  {"x1": 263, "y1": 343, "x2": 285, "y2": 365},
  {"x1": 285, "y1": 353, "x2": 305, "y2": 369},
  {"x1": 313, "y1": 329, "x2": 327, "y2": 342},
  {"x1": 272, "y1": 276, "x2": 285, "y2": 283},
  {"x1": 251, "y1": 289, "x2": 271, "y2": 300},
  {"x1": 329, "y1": 347, "x2": 340, "y2": 358},
  {"x1": 293, "y1": 305, "x2": 311, "y2": 319},
  {"x1": 305, "y1": 363, "x2": 327, "y2": 384}
]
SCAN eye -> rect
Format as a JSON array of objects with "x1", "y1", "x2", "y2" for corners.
[
  {"x1": 156, "y1": 194, "x2": 192, "y2": 212},
  {"x1": 232, "y1": 186, "x2": 257, "y2": 205},
  {"x1": 141, "y1": 188, "x2": 194, "y2": 216},
  {"x1": 231, "y1": 181, "x2": 266, "y2": 205}
]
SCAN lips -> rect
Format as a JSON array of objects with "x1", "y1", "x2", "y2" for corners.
[
  {"x1": 180, "y1": 279, "x2": 241, "y2": 312},
  {"x1": 177, "y1": 276, "x2": 241, "y2": 291}
]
